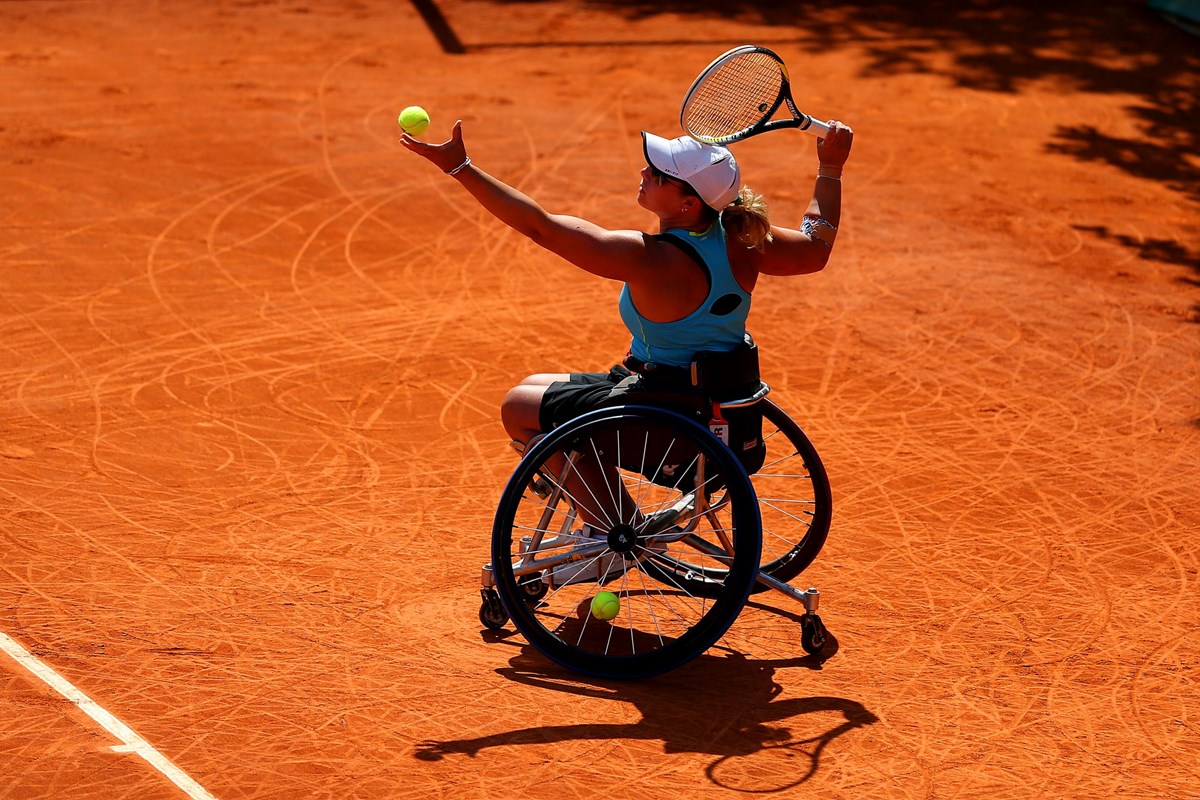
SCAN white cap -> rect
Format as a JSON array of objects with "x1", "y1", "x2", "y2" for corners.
[{"x1": 642, "y1": 132, "x2": 741, "y2": 210}]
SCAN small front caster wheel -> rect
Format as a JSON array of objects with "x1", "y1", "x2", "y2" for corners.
[
  {"x1": 800, "y1": 613, "x2": 827, "y2": 655},
  {"x1": 479, "y1": 589, "x2": 508, "y2": 630}
]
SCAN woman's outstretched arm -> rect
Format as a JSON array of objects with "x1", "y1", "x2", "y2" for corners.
[{"x1": 401, "y1": 121, "x2": 654, "y2": 282}]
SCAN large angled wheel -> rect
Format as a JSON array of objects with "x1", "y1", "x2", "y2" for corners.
[
  {"x1": 640, "y1": 399, "x2": 831, "y2": 597},
  {"x1": 748, "y1": 400, "x2": 831, "y2": 586},
  {"x1": 490, "y1": 405, "x2": 761, "y2": 680}
]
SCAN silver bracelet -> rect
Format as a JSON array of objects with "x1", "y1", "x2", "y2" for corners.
[
  {"x1": 802, "y1": 215, "x2": 837, "y2": 247},
  {"x1": 817, "y1": 164, "x2": 843, "y2": 180},
  {"x1": 803, "y1": 215, "x2": 838, "y2": 232},
  {"x1": 445, "y1": 156, "x2": 472, "y2": 176}
]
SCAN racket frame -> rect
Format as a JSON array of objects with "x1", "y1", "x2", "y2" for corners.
[{"x1": 681, "y1": 45, "x2": 831, "y2": 145}]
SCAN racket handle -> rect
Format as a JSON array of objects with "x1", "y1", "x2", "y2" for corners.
[{"x1": 803, "y1": 116, "x2": 831, "y2": 138}]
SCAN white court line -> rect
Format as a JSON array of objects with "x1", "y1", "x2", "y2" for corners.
[{"x1": 0, "y1": 629, "x2": 218, "y2": 800}]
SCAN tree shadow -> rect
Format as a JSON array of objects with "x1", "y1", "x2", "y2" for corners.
[
  {"x1": 415, "y1": 634, "x2": 877, "y2": 792},
  {"x1": 1072, "y1": 224, "x2": 1200, "y2": 272},
  {"x1": 1073, "y1": 223, "x2": 1200, "y2": 320},
  {"x1": 1050, "y1": 119, "x2": 1199, "y2": 200},
  {"x1": 475, "y1": 0, "x2": 1199, "y2": 274}
]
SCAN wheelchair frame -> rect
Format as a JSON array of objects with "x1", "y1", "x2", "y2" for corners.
[{"x1": 479, "y1": 384, "x2": 832, "y2": 679}]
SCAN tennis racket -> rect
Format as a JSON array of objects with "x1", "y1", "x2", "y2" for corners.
[{"x1": 681, "y1": 45, "x2": 831, "y2": 145}]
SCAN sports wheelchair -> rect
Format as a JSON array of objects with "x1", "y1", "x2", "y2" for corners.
[{"x1": 478, "y1": 344, "x2": 833, "y2": 680}]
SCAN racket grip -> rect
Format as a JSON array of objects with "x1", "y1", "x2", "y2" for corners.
[{"x1": 804, "y1": 116, "x2": 831, "y2": 138}]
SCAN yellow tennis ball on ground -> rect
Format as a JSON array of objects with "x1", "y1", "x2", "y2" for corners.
[
  {"x1": 398, "y1": 105, "x2": 430, "y2": 137},
  {"x1": 590, "y1": 591, "x2": 620, "y2": 621}
]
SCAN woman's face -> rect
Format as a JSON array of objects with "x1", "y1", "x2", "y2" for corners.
[{"x1": 637, "y1": 163, "x2": 697, "y2": 214}]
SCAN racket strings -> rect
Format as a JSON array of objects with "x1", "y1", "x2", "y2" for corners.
[{"x1": 685, "y1": 53, "x2": 783, "y2": 140}]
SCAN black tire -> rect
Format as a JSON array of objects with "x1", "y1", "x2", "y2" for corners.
[
  {"x1": 800, "y1": 613, "x2": 827, "y2": 654},
  {"x1": 491, "y1": 405, "x2": 761, "y2": 680},
  {"x1": 479, "y1": 590, "x2": 508, "y2": 630},
  {"x1": 642, "y1": 399, "x2": 832, "y2": 597},
  {"x1": 751, "y1": 400, "x2": 832, "y2": 585}
]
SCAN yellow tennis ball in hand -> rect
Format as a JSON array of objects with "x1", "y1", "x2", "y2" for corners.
[
  {"x1": 590, "y1": 591, "x2": 620, "y2": 621},
  {"x1": 398, "y1": 106, "x2": 430, "y2": 137}
]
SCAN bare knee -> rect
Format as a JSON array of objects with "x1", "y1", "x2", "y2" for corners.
[{"x1": 501, "y1": 384, "x2": 549, "y2": 443}]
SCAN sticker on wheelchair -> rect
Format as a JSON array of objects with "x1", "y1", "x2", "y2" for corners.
[{"x1": 709, "y1": 421, "x2": 730, "y2": 445}]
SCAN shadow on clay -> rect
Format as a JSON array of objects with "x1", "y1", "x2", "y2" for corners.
[{"x1": 414, "y1": 632, "x2": 877, "y2": 793}]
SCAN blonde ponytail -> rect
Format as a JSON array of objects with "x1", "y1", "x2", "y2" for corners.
[{"x1": 720, "y1": 186, "x2": 773, "y2": 250}]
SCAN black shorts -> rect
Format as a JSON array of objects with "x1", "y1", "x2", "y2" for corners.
[
  {"x1": 536, "y1": 360, "x2": 765, "y2": 475},
  {"x1": 538, "y1": 365, "x2": 633, "y2": 432},
  {"x1": 538, "y1": 362, "x2": 703, "y2": 430}
]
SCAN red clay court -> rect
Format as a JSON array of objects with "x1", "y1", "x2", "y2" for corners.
[{"x1": 2, "y1": 1, "x2": 1198, "y2": 797}]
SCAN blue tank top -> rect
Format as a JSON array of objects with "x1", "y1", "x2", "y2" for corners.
[{"x1": 618, "y1": 221, "x2": 751, "y2": 368}]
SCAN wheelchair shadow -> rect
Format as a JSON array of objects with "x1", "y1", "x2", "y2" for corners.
[{"x1": 415, "y1": 632, "x2": 877, "y2": 791}]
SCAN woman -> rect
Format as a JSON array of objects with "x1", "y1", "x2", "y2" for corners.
[
  {"x1": 401, "y1": 120, "x2": 852, "y2": 435},
  {"x1": 401, "y1": 119, "x2": 852, "y2": 580}
]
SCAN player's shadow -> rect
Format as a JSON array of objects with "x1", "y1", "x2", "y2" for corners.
[{"x1": 415, "y1": 630, "x2": 877, "y2": 792}]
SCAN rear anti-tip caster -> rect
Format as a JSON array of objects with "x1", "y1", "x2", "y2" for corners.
[
  {"x1": 799, "y1": 588, "x2": 827, "y2": 654},
  {"x1": 800, "y1": 612, "x2": 827, "y2": 654}
]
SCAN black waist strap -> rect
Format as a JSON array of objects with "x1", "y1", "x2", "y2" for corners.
[{"x1": 621, "y1": 353, "x2": 692, "y2": 386}]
